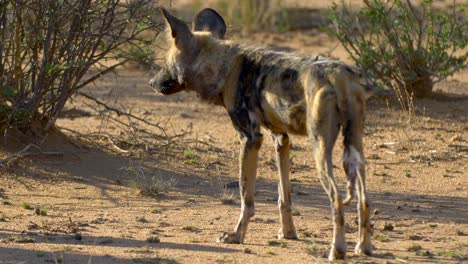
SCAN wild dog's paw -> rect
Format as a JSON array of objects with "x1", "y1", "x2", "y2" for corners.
[
  {"x1": 278, "y1": 228, "x2": 298, "y2": 240},
  {"x1": 328, "y1": 244, "x2": 347, "y2": 261},
  {"x1": 355, "y1": 241, "x2": 373, "y2": 256},
  {"x1": 217, "y1": 232, "x2": 241, "y2": 244}
]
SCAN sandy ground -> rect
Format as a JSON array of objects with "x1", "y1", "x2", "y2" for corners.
[{"x1": 1, "y1": 2, "x2": 468, "y2": 264}]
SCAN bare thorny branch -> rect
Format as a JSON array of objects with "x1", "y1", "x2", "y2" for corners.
[
  {"x1": 76, "y1": 91, "x2": 166, "y2": 134},
  {"x1": 60, "y1": 88, "x2": 214, "y2": 159}
]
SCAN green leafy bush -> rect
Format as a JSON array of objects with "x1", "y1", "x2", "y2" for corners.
[{"x1": 330, "y1": 0, "x2": 467, "y2": 106}]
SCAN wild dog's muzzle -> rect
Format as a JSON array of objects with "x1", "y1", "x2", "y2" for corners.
[{"x1": 149, "y1": 68, "x2": 185, "y2": 95}]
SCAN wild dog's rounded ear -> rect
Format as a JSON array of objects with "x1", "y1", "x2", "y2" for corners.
[
  {"x1": 160, "y1": 8, "x2": 193, "y2": 50},
  {"x1": 193, "y1": 8, "x2": 226, "y2": 39}
]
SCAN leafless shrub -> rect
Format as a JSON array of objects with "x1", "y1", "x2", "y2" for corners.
[{"x1": 0, "y1": 0, "x2": 163, "y2": 135}]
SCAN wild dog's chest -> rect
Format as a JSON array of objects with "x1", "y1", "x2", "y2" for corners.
[{"x1": 225, "y1": 55, "x2": 307, "y2": 136}]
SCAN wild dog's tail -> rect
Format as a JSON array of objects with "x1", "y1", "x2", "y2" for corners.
[{"x1": 329, "y1": 66, "x2": 366, "y2": 206}]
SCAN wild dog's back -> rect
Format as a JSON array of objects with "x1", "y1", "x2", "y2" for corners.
[{"x1": 231, "y1": 46, "x2": 364, "y2": 137}]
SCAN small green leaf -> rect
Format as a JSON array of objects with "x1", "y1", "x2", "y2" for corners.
[{"x1": 0, "y1": 86, "x2": 17, "y2": 97}]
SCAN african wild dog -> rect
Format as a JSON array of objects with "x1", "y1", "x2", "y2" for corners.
[{"x1": 149, "y1": 8, "x2": 372, "y2": 260}]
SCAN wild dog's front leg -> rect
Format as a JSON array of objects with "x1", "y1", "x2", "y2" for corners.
[
  {"x1": 218, "y1": 133, "x2": 263, "y2": 244},
  {"x1": 272, "y1": 133, "x2": 298, "y2": 240}
]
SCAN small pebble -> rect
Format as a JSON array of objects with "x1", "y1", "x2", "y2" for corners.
[{"x1": 383, "y1": 223, "x2": 394, "y2": 231}]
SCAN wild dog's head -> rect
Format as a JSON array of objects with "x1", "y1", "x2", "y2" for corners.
[{"x1": 149, "y1": 8, "x2": 227, "y2": 95}]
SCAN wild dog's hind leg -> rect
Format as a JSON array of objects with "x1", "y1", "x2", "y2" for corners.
[
  {"x1": 272, "y1": 133, "x2": 298, "y2": 240},
  {"x1": 348, "y1": 145, "x2": 372, "y2": 255},
  {"x1": 308, "y1": 87, "x2": 346, "y2": 260},
  {"x1": 218, "y1": 132, "x2": 263, "y2": 244},
  {"x1": 343, "y1": 145, "x2": 372, "y2": 255},
  {"x1": 342, "y1": 97, "x2": 372, "y2": 255}
]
